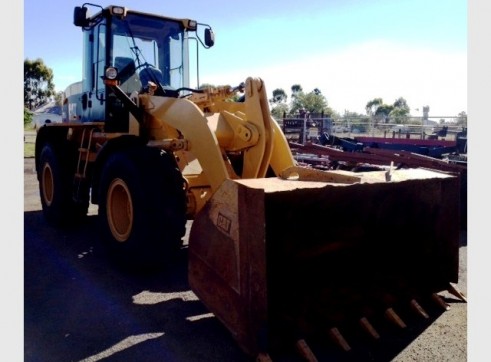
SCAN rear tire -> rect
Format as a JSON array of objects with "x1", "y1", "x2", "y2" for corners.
[
  {"x1": 38, "y1": 143, "x2": 88, "y2": 226},
  {"x1": 98, "y1": 147, "x2": 187, "y2": 269}
]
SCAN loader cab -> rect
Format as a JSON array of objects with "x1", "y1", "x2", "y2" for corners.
[{"x1": 73, "y1": 5, "x2": 204, "y2": 132}]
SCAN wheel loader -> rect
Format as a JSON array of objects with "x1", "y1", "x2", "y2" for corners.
[{"x1": 34, "y1": 4, "x2": 465, "y2": 360}]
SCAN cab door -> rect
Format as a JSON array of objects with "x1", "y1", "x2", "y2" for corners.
[{"x1": 80, "y1": 21, "x2": 106, "y2": 122}]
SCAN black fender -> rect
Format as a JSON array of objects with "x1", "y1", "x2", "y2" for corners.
[
  {"x1": 90, "y1": 135, "x2": 146, "y2": 205},
  {"x1": 35, "y1": 126, "x2": 75, "y2": 179}
]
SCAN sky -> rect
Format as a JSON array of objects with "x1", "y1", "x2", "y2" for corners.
[{"x1": 23, "y1": 0, "x2": 468, "y2": 117}]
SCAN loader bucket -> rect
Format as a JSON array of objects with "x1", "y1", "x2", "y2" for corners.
[{"x1": 188, "y1": 168, "x2": 460, "y2": 357}]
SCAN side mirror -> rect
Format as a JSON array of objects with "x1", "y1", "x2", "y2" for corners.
[
  {"x1": 204, "y1": 28, "x2": 215, "y2": 48},
  {"x1": 74, "y1": 6, "x2": 89, "y2": 27}
]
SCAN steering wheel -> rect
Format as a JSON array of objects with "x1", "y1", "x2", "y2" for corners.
[{"x1": 137, "y1": 62, "x2": 164, "y2": 86}]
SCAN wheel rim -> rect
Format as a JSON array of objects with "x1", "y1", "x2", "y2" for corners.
[
  {"x1": 107, "y1": 178, "x2": 134, "y2": 242},
  {"x1": 41, "y1": 163, "x2": 54, "y2": 206}
]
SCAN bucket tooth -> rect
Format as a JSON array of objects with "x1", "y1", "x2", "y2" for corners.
[
  {"x1": 256, "y1": 352, "x2": 273, "y2": 362},
  {"x1": 295, "y1": 339, "x2": 319, "y2": 362},
  {"x1": 329, "y1": 327, "x2": 351, "y2": 351},
  {"x1": 359, "y1": 317, "x2": 380, "y2": 340},
  {"x1": 385, "y1": 308, "x2": 407, "y2": 328},
  {"x1": 432, "y1": 293, "x2": 451, "y2": 311},
  {"x1": 447, "y1": 283, "x2": 467, "y2": 303},
  {"x1": 410, "y1": 299, "x2": 429, "y2": 319}
]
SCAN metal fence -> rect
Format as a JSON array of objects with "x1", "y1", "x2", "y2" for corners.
[{"x1": 280, "y1": 115, "x2": 467, "y2": 144}]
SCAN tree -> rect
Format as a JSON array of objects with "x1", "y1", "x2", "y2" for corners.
[
  {"x1": 270, "y1": 88, "x2": 288, "y2": 104},
  {"x1": 287, "y1": 85, "x2": 335, "y2": 116},
  {"x1": 338, "y1": 110, "x2": 367, "y2": 131},
  {"x1": 456, "y1": 111, "x2": 467, "y2": 127},
  {"x1": 365, "y1": 98, "x2": 383, "y2": 116},
  {"x1": 289, "y1": 90, "x2": 316, "y2": 115},
  {"x1": 272, "y1": 88, "x2": 288, "y2": 103},
  {"x1": 393, "y1": 97, "x2": 410, "y2": 113},
  {"x1": 24, "y1": 108, "x2": 33, "y2": 127},
  {"x1": 390, "y1": 97, "x2": 410, "y2": 123},
  {"x1": 269, "y1": 84, "x2": 334, "y2": 119},
  {"x1": 375, "y1": 104, "x2": 394, "y2": 120},
  {"x1": 365, "y1": 97, "x2": 410, "y2": 123},
  {"x1": 293, "y1": 91, "x2": 327, "y2": 115},
  {"x1": 365, "y1": 98, "x2": 392, "y2": 124},
  {"x1": 24, "y1": 58, "x2": 55, "y2": 110},
  {"x1": 269, "y1": 88, "x2": 288, "y2": 120},
  {"x1": 291, "y1": 84, "x2": 303, "y2": 98},
  {"x1": 271, "y1": 103, "x2": 289, "y2": 121},
  {"x1": 342, "y1": 110, "x2": 365, "y2": 120},
  {"x1": 54, "y1": 91, "x2": 64, "y2": 106},
  {"x1": 389, "y1": 107, "x2": 408, "y2": 122}
]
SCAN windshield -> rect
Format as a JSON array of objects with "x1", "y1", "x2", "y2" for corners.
[{"x1": 110, "y1": 14, "x2": 187, "y2": 90}]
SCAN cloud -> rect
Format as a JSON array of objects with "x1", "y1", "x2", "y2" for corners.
[{"x1": 202, "y1": 40, "x2": 467, "y2": 116}]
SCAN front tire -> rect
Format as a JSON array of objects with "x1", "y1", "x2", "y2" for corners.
[
  {"x1": 98, "y1": 147, "x2": 187, "y2": 269},
  {"x1": 38, "y1": 143, "x2": 88, "y2": 226}
]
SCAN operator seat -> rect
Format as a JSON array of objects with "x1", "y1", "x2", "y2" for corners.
[
  {"x1": 139, "y1": 66, "x2": 164, "y2": 87},
  {"x1": 138, "y1": 64, "x2": 179, "y2": 97},
  {"x1": 114, "y1": 57, "x2": 136, "y2": 83},
  {"x1": 114, "y1": 57, "x2": 141, "y2": 94}
]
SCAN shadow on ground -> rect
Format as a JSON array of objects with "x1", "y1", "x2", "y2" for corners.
[{"x1": 24, "y1": 209, "x2": 465, "y2": 362}]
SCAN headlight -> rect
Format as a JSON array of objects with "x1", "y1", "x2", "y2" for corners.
[
  {"x1": 105, "y1": 67, "x2": 118, "y2": 80},
  {"x1": 187, "y1": 19, "x2": 197, "y2": 30},
  {"x1": 103, "y1": 66, "x2": 120, "y2": 86},
  {"x1": 110, "y1": 6, "x2": 127, "y2": 17}
]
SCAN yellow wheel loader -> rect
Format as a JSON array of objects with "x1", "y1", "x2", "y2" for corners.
[{"x1": 35, "y1": 4, "x2": 465, "y2": 359}]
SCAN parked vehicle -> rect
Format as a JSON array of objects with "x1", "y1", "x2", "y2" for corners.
[
  {"x1": 32, "y1": 102, "x2": 62, "y2": 131},
  {"x1": 390, "y1": 124, "x2": 410, "y2": 133},
  {"x1": 332, "y1": 125, "x2": 349, "y2": 133}
]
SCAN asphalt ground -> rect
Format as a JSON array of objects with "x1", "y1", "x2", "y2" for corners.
[{"x1": 24, "y1": 153, "x2": 467, "y2": 362}]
